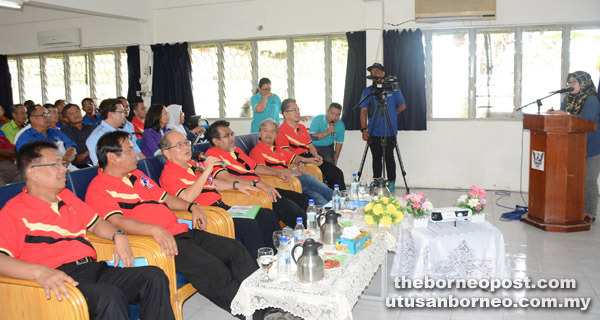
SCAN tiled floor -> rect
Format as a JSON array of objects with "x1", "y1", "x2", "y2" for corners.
[{"x1": 183, "y1": 188, "x2": 600, "y2": 320}]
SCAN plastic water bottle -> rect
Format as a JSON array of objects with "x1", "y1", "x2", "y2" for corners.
[
  {"x1": 277, "y1": 235, "x2": 291, "y2": 280},
  {"x1": 294, "y1": 217, "x2": 306, "y2": 243},
  {"x1": 306, "y1": 200, "x2": 319, "y2": 239},
  {"x1": 333, "y1": 184, "x2": 341, "y2": 211},
  {"x1": 350, "y1": 173, "x2": 360, "y2": 200}
]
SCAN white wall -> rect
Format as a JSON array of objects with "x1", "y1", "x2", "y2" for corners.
[{"x1": 0, "y1": 0, "x2": 598, "y2": 191}]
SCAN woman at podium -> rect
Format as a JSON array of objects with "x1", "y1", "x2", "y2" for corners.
[{"x1": 549, "y1": 71, "x2": 600, "y2": 223}]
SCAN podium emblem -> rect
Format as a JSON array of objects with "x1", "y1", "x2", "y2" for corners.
[{"x1": 532, "y1": 150, "x2": 545, "y2": 171}]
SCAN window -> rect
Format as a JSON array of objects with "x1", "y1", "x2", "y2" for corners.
[
  {"x1": 475, "y1": 30, "x2": 515, "y2": 118},
  {"x1": 427, "y1": 24, "x2": 600, "y2": 119},
  {"x1": 521, "y1": 28, "x2": 562, "y2": 113},
  {"x1": 430, "y1": 32, "x2": 469, "y2": 118},
  {"x1": 190, "y1": 36, "x2": 347, "y2": 118},
  {"x1": 8, "y1": 49, "x2": 127, "y2": 106}
]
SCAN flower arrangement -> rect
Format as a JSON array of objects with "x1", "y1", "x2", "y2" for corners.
[
  {"x1": 363, "y1": 196, "x2": 405, "y2": 226},
  {"x1": 457, "y1": 186, "x2": 487, "y2": 214},
  {"x1": 402, "y1": 191, "x2": 433, "y2": 217}
]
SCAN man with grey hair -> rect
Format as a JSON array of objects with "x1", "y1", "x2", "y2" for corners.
[
  {"x1": 1, "y1": 104, "x2": 27, "y2": 143},
  {"x1": 309, "y1": 102, "x2": 345, "y2": 165},
  {"x1": 251, "y1": 119, "x2": 333, "y2": 206}
]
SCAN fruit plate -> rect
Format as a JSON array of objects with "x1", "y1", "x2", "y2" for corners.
[{"x1": 319, "y1": 250, "x2": 349, "y2": 269}]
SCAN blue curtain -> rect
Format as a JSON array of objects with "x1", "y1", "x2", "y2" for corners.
[
  {"x1": 341, "y1": 31, "x2": 366, "y2": 130},
  {"x1": 126, "y1": 45, "x2": 141, "y2": 103},
  {"x1": 0, "y1": 55, "x2": 14, "y2": 113},
  {"x1": 383, "y1": 29, "x2": 427, "y2": 131},
  {"x1": 150, "y1": 42, "x2": 196, "y2": 120}
]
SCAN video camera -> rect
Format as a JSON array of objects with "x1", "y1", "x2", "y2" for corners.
[{"x1": 367, "y1": 75, "x2": 399, "y2": 93}]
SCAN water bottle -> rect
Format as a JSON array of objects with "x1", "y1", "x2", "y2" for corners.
[
  {"x1": 332, "y1": 184, "x2": 341, "y2": 211},
  {"x1": 306, "y1": 200, "x2": 319, "y2": 239},
  {"x1": 277, "y1": 235, "x2": 291, "y2": 280},
  {"x1": 350, "y1": 173, "x2": 360, "y2": 200},
  {"x1": 294, "y1": 217, "x2": 306, "y2": 243}
]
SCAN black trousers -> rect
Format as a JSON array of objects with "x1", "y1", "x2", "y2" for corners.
[
  {"x1": 212, "y1": 201, "x2": 281, "y2": 257},
  {"x1": 57, "y1": 262, "x2": 174, "y2": 320},
  {"x1": 272, "y1": 188, "x2": 308, "y2": 227},
  {"x1": 369, "y1": 136, "x2": 397, "y2": 181},
  {"x1": 300, "y1": 152, "x2": 346, "y2": 190},
  {"x1": 173, "y1": 229, "x2": 257, "y2": 313}
]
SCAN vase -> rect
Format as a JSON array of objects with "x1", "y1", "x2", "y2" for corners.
[
  {"x1": 412, "y1": 216, "x2": 428, "y2": 228},
  {"x1": 470, "y1": 213, "x2": 485, "y2": 223}
]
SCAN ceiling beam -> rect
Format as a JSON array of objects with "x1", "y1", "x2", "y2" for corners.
[{"x1": 26, "y1": 0, "x2": 149, "y2": 20}]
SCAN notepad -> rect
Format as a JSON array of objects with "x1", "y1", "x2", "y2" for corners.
[{"x1": 227, "y1": 205, "x2": 260, "y2": 219}]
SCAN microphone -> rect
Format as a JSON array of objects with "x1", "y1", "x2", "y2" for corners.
[
  {"x1": 329, "y1": 121, "x2": 335, "y2": 138},
  {"x1": 199, "y1": 153, "x2": 226, "y2": 168},
  {"x1": 551, "y1": 87, "x2": 574, "y2": 94}
]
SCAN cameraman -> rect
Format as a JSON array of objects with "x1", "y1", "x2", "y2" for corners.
[{"x1": 359, "y1": 63, "x2": 406, "y2": 193}]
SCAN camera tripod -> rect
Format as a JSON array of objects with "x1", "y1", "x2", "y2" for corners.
[{"x1": 355, "y1": 87, "x2": 410, "y2": 195}]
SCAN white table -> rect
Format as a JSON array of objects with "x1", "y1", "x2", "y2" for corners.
[
  {"x1": 231, "y1": 214, "x2": 398, "y2": 320},
  {"x1": 390, "y1": 219, "x2": 508, "y2": 281}
]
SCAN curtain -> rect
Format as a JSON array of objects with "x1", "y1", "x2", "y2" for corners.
[
  {"x1": 126, "y1": 45, "x2": 141, "y2": 109},
  {"x1": 150, "y1": 42, "x2": 196, "y2": 119},
  {"x1": 341, "y1": 31, "x2": 366, "y2": 130},
  {"x1": 383, "y1": 29, "x2": 427, "y2": 131},
  {"x1": 0, "y1": 55, "x2": 14, "y2": 114}
]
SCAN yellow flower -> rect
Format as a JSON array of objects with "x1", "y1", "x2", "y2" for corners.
[
  {"x1": 380, "y1": 216, "x2": 392, "y2": 226},
  {"x1": 373, "y1": 204, "x2": 383, "y2": 216},
  {"x1": 395, "y1": 211, "x2": 404, "y2": 221},
  {"x1": 365, "y1": 215, "x2": 375, "y2": 225},
  {"x1": 364, "y1": 203, "x2": 373, "y2": 211},
  {"x1": 386, "y1": 205, "x2": 397, "y2": 214},
  {"x1": 381, "y1": 197, "x2": 389, "y2": 204}
]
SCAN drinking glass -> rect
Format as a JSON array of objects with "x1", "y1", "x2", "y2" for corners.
[
  {"x1": 272, "y1": 230, "x2": 283, "y2": 252},
  {"x1": 257, "y1": 247, "x2": 275, "y2": 282},
  {"x1": 340, "y1": 190, "x2": 350, "y2": 209},
  {"x1": 359, "y1": 182, "x2": 369, "y2": 199}
]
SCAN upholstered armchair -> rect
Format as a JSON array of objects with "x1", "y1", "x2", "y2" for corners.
[
  {"x1": 259, "y1": 175, "x2": 302, "y2": 193},
  {"x1": 287, "y1": 163, "x2": 323, "y2": 182}
]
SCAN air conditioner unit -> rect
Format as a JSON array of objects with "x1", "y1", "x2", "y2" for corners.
[
  {"x1": 37, "y1": 28, "x2": 81, "y2": 47},
  {"x1": 415, "y1": 0, "x2": 496, "y2": 22}
]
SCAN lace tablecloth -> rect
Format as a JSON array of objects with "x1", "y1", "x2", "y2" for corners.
[
  {"x1": 231, "y1": 216, "x2": 398, "y2": 320},
  {"x1": 390, "y1": 220, "x2": 509, "y2": 280}
]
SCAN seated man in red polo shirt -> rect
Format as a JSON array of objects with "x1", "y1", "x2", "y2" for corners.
[
  {"x1": 158, "y1": 130, "x2": 281, "y2": 257},
  {"x1": 204, "y1": 120, "x2": 308, "y2": 227},
  {"x1": 276, "y1": 98, "x2": 346, "y2": 190},
  {"x1": 250, "y1": 118, "x2": 333, "y2": 207},
  {"x1": 0, "y1": 140, "x2": 174, "y2": 320},
  {"x1": 85, "y1": 131, "x2": 257, "y2": 317}
]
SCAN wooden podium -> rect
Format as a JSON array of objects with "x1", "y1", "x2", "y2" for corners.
[{"x1": 522, "y1": 113, "x2": 595, "y2": 232}]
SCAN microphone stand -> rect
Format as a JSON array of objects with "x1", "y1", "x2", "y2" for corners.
[{"x1": 516, "y1": 91, "x2": 562, "y2": 114}]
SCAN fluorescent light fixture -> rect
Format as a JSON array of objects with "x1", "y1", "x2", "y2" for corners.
[{"x1": 0, "y1": 0, "x2": 23, "y2": 9}]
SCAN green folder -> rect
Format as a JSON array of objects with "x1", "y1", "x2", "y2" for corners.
[{"x1": 227, "y1": 205, "x2": 261, "y2": 219}]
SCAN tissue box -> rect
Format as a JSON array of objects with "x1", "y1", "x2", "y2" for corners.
[{"x1": 335, "y1": 231, "x2": 372, "y2": 254}]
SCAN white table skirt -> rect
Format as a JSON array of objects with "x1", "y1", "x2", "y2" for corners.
[
  {"x1": 390, "y1": 220, "x2": 509, "y2": 281},
  {"x1": 231, "y1": 215, "x2": 398, "y2": 320}
]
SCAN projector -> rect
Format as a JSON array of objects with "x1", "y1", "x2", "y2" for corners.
[{"x1": 430, "y1": 207, "x2": 472, "y2": 222}]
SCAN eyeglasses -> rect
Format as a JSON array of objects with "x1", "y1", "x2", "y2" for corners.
[
  {"x1": 30, "y1": 113, "x2": 51, "y2": 119},
  {"x1": 259, "y1": 87, "x2": 271, "y2": 92},
  {"x1": 284, "y1": 108, "x2": 300, "y2": 113},
  {"x1": 31, "y1": 161, "x2": 69, "y2": 169},
  {"x1": 165, "y1": 140, "x2": 191, "y2": 151},
  {"x1": 219, "y1": 132, "x2": 235, "y2": 139}
]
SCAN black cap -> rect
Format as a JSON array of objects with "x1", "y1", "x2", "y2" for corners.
[{"x1": 367, "y1": 63, "x2": 384, "y2": 72}]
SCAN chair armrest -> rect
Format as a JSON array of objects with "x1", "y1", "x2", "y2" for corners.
[
  {"x1": 287, "y1": 163, "x2": 323, "y2": 182},
  {"x1": 173, "y1": 206, "x2": 235, "y2": 239},
  {"x1": 87, "y1": 233, "x2": 179, "y2": 308},
  {"x1": 0, "y1": 275, "x2": 89, "y2": 319},
  {"x1": 220, "y1": 190, "x2": 273, "y2": 209},
  {"x1": 259, "y1": 175, "x2": 302, "y2": 193}
]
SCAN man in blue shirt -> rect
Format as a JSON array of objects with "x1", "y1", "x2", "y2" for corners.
[
  {"x1": 309, "y1": 102, "x2": 345, "y2": 165},
  {"x1": 117, "y1": 96, "x2": 136, "y2": 136},
  {"x1": 359, "y1": 63, "x2": 406, "y2": 192},
  {"x1": 16, "y1": 105, "x2": 77, "y2": 166},
  {"x1": 81, "y1": 98, "x2": 101, "y2": 126},
  {"x1": 61, "y1": 104, "x2": 95, "y2": 168},
  {"x1": 86, "y1": 98, "x2": 144, "y2": 165}
]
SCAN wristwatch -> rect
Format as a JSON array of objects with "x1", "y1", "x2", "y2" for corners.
[
  {"x1": 112, "y1": 229, "x2": 127, "y2": 242},
  {"x1": 252, "y1": 179, "x2": 259, "y2": 187},
  {"x1": 300, "y1": 159, "x2": 307, "y2": 164},
  {"x1": 233, "y1": 181, "x2": 239, "y2": 190},
  {"x1": 360, "y1": 128, "x2": 367, "y2": 132},
  {"x1": 187, "y1": 202, "x2": 199, "y2": 213}
]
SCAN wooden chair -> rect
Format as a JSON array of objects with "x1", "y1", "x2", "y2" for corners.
[
  {"x1": 259, "y1": 175, "x2": 302, "y2": 193},
  {"x1": 220, "y1": 190, "x2": 273, "y2": 209},
  {"x1": 89, "y1": 207, "x2": 235, "y2": 320},
  {"x1": 0, "y1": 276, "x2": 89, "y2": 319}
]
